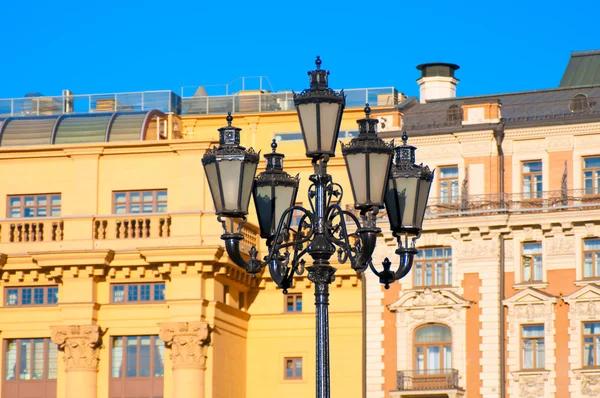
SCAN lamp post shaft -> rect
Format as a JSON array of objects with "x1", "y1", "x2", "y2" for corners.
[{"x1": 313, "y1": 272, "x2": 331, "y2": 398}]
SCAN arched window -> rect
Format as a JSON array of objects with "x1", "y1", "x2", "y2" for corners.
[
  {"x1": 414, "y1": 325, "x2": 452, "y2": 375},
  {"x1": 446, "y1": 105, "x2": 463, "y2": 123},
  {"x1": 570, "y1": 94, "x2": 590, "y2": 113}
]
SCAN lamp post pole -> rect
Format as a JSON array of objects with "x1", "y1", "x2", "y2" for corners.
[{"x1": 202, "y1": 57, "x2": 434, "y2": 398}]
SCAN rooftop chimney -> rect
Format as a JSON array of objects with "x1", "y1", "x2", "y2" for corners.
[{"x1": 416, "y1": 63, "x2": 460, "y2": 103}]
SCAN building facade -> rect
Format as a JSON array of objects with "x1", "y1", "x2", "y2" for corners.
[{"x1": 0, "y1": 51, "x2": 599, "y2": 398}]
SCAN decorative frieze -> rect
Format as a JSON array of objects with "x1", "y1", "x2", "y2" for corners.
[
  {"x1": 50, "y1": 325, "x2": 102, "y2": 371},
  {"x1": 159, "y1": 321, "x2": 211, "y2": 369}
]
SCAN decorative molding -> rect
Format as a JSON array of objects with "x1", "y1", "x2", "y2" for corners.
[
  {"x1": 50, "y1": 325, "x2": 102, "y2": 371},
  {"x1": 547, "y1": 234, "x2": 575, "y2": 255},
  {"x1": 158, "y1": 321, "x2": 211, "y2": 369},
  {"x1": 456, "y1": 239, "x2": 499, "y2": 259},
  {"x1": 511, "y1": 371, "x2": 549, "y2": 398},
  {"x1": 504, "y1": 288, "x2": 557, "y2": 336},
  {"x1": 574, "y1": 370, "x2": 600, "y2": 397}
]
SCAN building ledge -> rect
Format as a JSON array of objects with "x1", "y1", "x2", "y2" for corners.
[
  {"x1": 513, "y1": 282, "x2": 549, "y2": 290},
  {"x1": 390, "y1": 388, "x2": 465, "y2": 398}
]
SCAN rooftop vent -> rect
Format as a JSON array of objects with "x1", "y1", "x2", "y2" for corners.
[{"x1": 416, "y1": 63, "x2": 460, "y2": 103}]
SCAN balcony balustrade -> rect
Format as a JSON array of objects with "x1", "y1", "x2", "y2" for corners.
[
  {"x1": 1, "y1": 219, "x2": 64, "y2": 243},
  {"x1": 396, "y1": 369, "x2": 461, "y2": 391}
]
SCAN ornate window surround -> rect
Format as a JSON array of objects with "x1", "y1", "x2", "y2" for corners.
[
  {"x1": 388, "y1": 288, "x2": 471, "y2": 391},
  {"x1": 503, "y1": 287, "x2": 557, "y2": 398}
]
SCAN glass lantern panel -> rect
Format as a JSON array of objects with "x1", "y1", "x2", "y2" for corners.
[
  {"x1": 368, "y1": 152, "x2": 392, "y2": 205},
  {"x1": 393, "y1": 176, "x2": 419, "y2": 230},
  {"x1": 204, "y1": 162, "x2": 223, "y2": 213},
  {"x1": 346, "y1": 153, "x2": 367, "y2": 205},
  {"x1": 415, "y1": 178, "x2": 433, "y2": 229},
  {"x1": 318, "y1": 102, "x2": 341, "y2": 154},
  {"x1": 297, "y1": 103, "x2": 318, "y2": 153},
  {"x1": 240, "y1": 161, "x2": 258, "y2": 214},
  {"x1": 274, "y1": 185, "x2": 296, "y2": 234},
  {"x1": 254, "y1": 185, "x2": 273, "y2": 236},
  {"x1": 217, "y1": 159, "x2": 242, "y2": 212}
]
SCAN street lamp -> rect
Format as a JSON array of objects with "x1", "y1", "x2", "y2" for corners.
[{"x1": 202, "y1": 57, "x2": 433, "y2": 398}]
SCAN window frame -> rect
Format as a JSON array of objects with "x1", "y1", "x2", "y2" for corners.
[
  {"x1": 521, "y1": 160, "x2": 543, "y2": 200},
  {"x1": 521, "y1": 242, "x2": 543, "y2": 283},
  {"x1": 583, "y1": 156, "x2": 600, "y2": 196},
  {"x1": 110, "y1": 335, "x2": 165, "y2": 379},
  {"x1": 583, "y1": 238, "x2": 600, "y2": 279},
  {"x1": 520, "y1": 324, "x2": 545, "y2": 370},
  {"x1": 438, "y1": 166, "x2": 459, "y2": 204},
  {"x1": 283, "y1": 357, "x2": 303, "y2": 380},
  {"x1": 583, "y1": 321, "x2": 600, "y2": 368},
  {"x1": 413, "y1": 324, "x2": 452, "y2": 374},
  {"x1": 112, "y1": 190, "x2": 167, "y2": 215},
  {"x1": 4, "y1": 286, "x2": 59, "y2": 307},
  {"x1": 284, "y1": 293, "x2": 303, "y2": 313},
  {"x1": 4, "y1": 338, "x2": 57, "y2": 382},
  {"x1": 413, "y1": 247, "x2": 453, "y2": 288},
  {"x1": 110, "y1": 283, "x2": 165, "y2": 304},
  {"x1": 7, "y1": 194, "x2": 61, "y2": 218}
]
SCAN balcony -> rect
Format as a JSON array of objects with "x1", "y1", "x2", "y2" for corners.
[
  {"x1": 0, "y1": 213, "x2": 260, "y2": 257},
  {"x1": 426, "y1": 188, "x2": 600, "y2": 218},
  {"x1": 393, "y1": 370, "x2": 464, "y2": 398}
]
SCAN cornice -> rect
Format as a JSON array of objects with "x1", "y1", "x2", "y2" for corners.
[
  {"x1": 506, "y1": 121, "x2": 600, "y2": 140},
  {"x1": 31, "y1": 250, "x2": 114, "y2": 267},
  {"x1": 139, "y1": 246, "x2": 224, "y2": 264}
]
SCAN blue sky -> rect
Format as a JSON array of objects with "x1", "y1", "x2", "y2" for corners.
[{"x1": 1, "y1": 0, "x2": 599, "y2": 99}]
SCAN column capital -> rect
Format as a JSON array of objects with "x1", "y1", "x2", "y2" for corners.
[
  {"x1": 50, "y1": 325, "x2": 102, "y2": 371},
  {"x1": 158, "y1": 321, "x2": 211, "y2": 369}
]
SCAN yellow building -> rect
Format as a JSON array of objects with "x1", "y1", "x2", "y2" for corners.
[{"x1": 0, "y1": 82, "x2": 401, "y2": 398}]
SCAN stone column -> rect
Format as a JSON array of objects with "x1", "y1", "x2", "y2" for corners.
[
  {"x1": 51, "y1": 325, "x2": 102, "y2": 398},
  {"x1": 159, "y1": 322, "x2": 210, "y2": 398}
]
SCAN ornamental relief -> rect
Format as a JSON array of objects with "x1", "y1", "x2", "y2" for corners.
[
  {"x1": 159, "y1": 321, "x2": 211, "y2": 369},
  {"x1": 391, "y1": 289, "x2": 471, "y2": 325},
  {"x1": 546, "y1": 234, "x2": 575, "y2": 255},
  {"x1": 580, "y1": 372, "x2": 600, "y2": 397},
  {"x1": 516, "y1": 373, "x2": 548, "y2": 398},
  {"x1": 507, "y1": 303, "x2": 553, "y2": 336},
  {"x1": 457, "y1": 239, "x2": 499, "y2": 259}
]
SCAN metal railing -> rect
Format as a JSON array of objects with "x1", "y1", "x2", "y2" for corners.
[
  {"x1": 0, "y1": 91, "x2": 181, "y2": 117},
  {"x1": 397, "y1": 369, "x2": 461, "y2": 391},
  {"x1": 502, "y1": 96, "x2": 600, "y2": 123},
  {"x1": 180, "y1": 87, "x2": 399, "y2": 115},
  {"x1": 426, "y1": 188, "x2": 600, "y2": 217}
]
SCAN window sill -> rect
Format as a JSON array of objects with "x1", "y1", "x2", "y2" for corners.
[
  {"x1": 409, "y1": 286, "x2": 457, "y2": 292},
  {"x1": 573, "y1": 368, "x2": 600, "y2": 375},
  {"x1": 513, "y1": 282, "x2": 548, "y2": 290},
  {"x1": 512, "y1": 369, "x2": 549, "y2": 376},
  {"x1": 575, "y1": 279, "x2": 600, "y2": 287}
]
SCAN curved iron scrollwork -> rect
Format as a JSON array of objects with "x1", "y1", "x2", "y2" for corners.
[{"x1": 220, "y1": 157, "x2": 416, "y2": 292}]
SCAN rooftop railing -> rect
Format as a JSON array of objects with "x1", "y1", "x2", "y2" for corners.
[
  {"x1": 180, "y1": 87, "x2": 399, "y2": 115},
  {"x1": 396, "y1": 369, "x2": 461, "y2": 391},
  {"x1": 0, "y1": 91, "x2": 181, "y2": 117},
  {"x1": 502, "y1": 96, "x2": 600, "y2": 123}
]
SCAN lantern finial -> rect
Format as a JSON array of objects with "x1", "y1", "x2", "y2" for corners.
[
  {"x1": 226, "y1": 112, "x2": 233, "y2": 126},
  {"x1": 271, "y1": 139, "x2": 278, "y2": 152},
  {"x1": 315, "y1": 55, "x2": 321, "y2": 70},
  {"x1": 364, "y1": 103, "x2": 371, "y2": 118},
  {"x1": 402, "y1": 131, "x2": 408, "y2": 145}
]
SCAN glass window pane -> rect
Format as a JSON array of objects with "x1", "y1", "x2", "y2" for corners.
[
  {"x1": 537, "y1": 339, "x2": 545, "y2": 368},
  {"x1": 154, "y1": 284, "x2": 165, "y2": 301},
  {"x1": 295, "y1": 359, "x2": 302, "y2": 378},
  {"x1": 51, "y1": 207, "x2": 61, "y2": 217},
  {"x1": 37, "y1": 208, "x2": 47, "y2": 217},
  {"x1": 142, "y1": 192, "x2": 153, "y2": 202},
  {"x1": 9, "y1": 197, "x2": 20, "y2": 207},
  {"x1": 522, "y1": 340, "x2": 533, "y2": 368},
  {"x1": 585, "y1": 239, "x2": 600, "y2": 251},
  {"x1": 157, "y1": 191, "x2": 167, "y2": 202},
  {"x1": 10, "y1": 209, "x2": 21, "y2": 218},
  {"x1": 128, "y1": 285, "x2": 138, "y2": 302},
  {"x1": 47, "y1": 342, "x2": 57, "y2": 379},
  {"x1": 19, "y1": 340, "x2": 31, "y2": 380},
  {"x1": 156, "y1": 203, "x2": 167, "y2": 213},
  {"x1": 287, "y1": 296, "x2": 293, "y2": 312},
  {"x1": 24, "y1": 197, "x2": 34, "y2": 206},
  {"x1": 285, "y1": 359, "x2": 293, "y2": 378},
  {"x1": 130, "y1": 193, "x2": 141, "y2": 203},
  {"x1": 126, "y1": 337, "x2": 137, "y2": 377},
  {"x1": 114, "y1": 193, "x2": 127, "y2": 204},
  {"x1": 154, "y1": 338, "x2": 164, "y2": 377},
  {"x1": 440, "y1": 167, "x2": 458, "y2": 178},
  {"x1": 114, "y1": 204, "x2": 126, "y2": 214},
  {"x1": 584, "y1": 339, "x2": 594, "y2": 366},
  {"x1": 32, "y1": 339, "x2": 44, "y2": 379},
  {"x1": 37, "y1": 196, "x2": 47, "y2": 206},
  {"x1": 47, "y1": 287, "x2": 58, "y2": 304},
  {"x1": 50, "y1": 195, "x2": 61, "y2": 205},
  {"x1": 140, "y1": 336, "x2": 151, "y2": 377},
  {"x1": 140, "y1": 285, "x2": 151, "y2": 301},
  {"x1": 585, "y1": 157, "x2": 600, "y2": 169},
  {"x1": 142, "y1": 204, "x2": 153, "y2": 213},
  {"x1": 112, "y1": 285, "x2": 125, "y2": 303},
  {"x1": 7, "y1": 289, "x2": 18, "y2": 305},
  {"x1": 296, "y1": 296, "x2": 302, "y2": 312},
  {"x1": 5, "y1": 340, "x2": 17, "y2": 380},
  {"x1": 22, "y1": 289, "x2": 32, "y2": 305},
  {"x1": 130, "y1": 204, "x2": 140, "y2": 214},
  {"x1": 585, "y1": 253, "x2": 593, "y2": 278},
  {"x1": 34, "y1": 288, "x2": 44, "y2": 305},
  {"x1": 24, "y1": 208, "x2": 34, "y2": 217},
  {"x1": 112, "y1": 337, "x2": 123, "y2": 378},
  {"x1": 522, "y1": 325, "x2": 544, "y2": 337},
  {"x1": 584, "y1": 322, "x2": 600, "y2": 334}
]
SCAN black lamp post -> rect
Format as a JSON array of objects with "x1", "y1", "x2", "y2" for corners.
[{"x1": 202, "y1": 57, "x2": 433, "y2": 398}]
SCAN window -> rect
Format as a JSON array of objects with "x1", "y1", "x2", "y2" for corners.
[
  {"x1": 584, "y1": 157, "x2": 600, "y2": 196},
  {"x1": 522, "y1": 325, "x2": 545, "y2": 369},
  {"x1": 414, "y1": 325, "x2": 452, "y2": 375},
  {"x1": 284, "y1": 357, "x2": 302, "y2": 380},
  {"x1": 584, "y1": 239, "x2": 600, "y2": 278},
  {"x1": 571, "y1": 94, "x2": 590, "y2": 113},
  {"x1": 7, "y1": 194, "x2": 61, "y2": 218},
  {"x1": 111, "y1": 283, "x2": 165, "y2": 304},
  {"x1": 285, "y1": 293, "x2": 303, "y2": 313},
  {"x1": 446, "y1": 105, "x2": 463, "y2": 123},
  {"x1": 439, "y1": 167, "x2": 459, "y2": 204},
  {"x1": 113, "y1": 190, "x2": 167, "y2": 214},
  {"x1": 522, "y1": 161, "x2": 543, "y2": 199},
  {"x1": 5, "y1": 286, "x2": 59, "y2": 307},
  {"x1": 413, "y1": 248, "x2": 452, "y2": 287},
  {"x1": 584, "y1": 322, "x2": 600, "y2": 367},
  {"x1": 110, "y1": 336, "x2": 164, "y2": 398},
  {"x1": 3, "y1": 338, "x2": 57, "y2": 398},
  {"x1": 522, "y1": 243, "x2": 543, "y2": 282}
]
